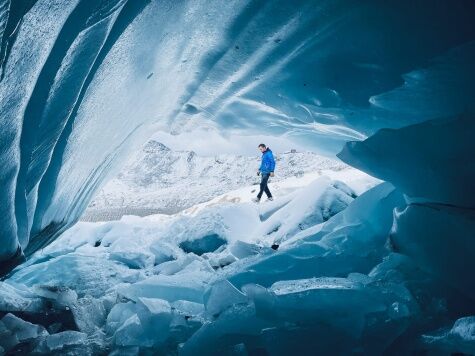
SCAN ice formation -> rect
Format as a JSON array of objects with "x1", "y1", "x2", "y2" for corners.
[{"x1": 1, "y1": 0, "x2": 475, "y2": 354}]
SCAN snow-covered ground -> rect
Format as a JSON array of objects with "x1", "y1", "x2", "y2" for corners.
[{"x1": 83, "y1": 141, "x2": 370, "y2": 220}]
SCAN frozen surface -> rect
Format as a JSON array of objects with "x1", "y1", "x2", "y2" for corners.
[
  {"x1": 0, "y1": 174, "x2": 383, "y2": 353},
  {"x1": 339, "y1": 114, "x2": 475, "y2": 303}
]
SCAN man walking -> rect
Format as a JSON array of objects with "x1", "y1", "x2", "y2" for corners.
[{"x1": 253, "y1": 143, "x2": 275, "y2": 203}]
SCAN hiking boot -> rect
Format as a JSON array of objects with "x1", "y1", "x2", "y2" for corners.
[
  {"x1": 252, "y1": 197, "x2": 261, "y2": 203},
  {"x1": 267, "y1": 197, "x2": 274, "y2": 201}
]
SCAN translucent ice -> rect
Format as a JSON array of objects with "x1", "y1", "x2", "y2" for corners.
[
  {"x1": 43, "y1": 330, "x2": 87, "y2": 352},
  {"x1": 204, "y1": 279, "x2": 248, "y2": 317},
  {"x1": 421, "y1": 316, "x2": 475, "y2": 354},
  {"x1": 0, "y1": 313, "x2": 48, "y2": 351},
  {"x1": 227, "y1": 182, "x2": 404, "y2": 288},
  {"x1": 338, "y1": 115, "x2": 475, "y2": 208}
]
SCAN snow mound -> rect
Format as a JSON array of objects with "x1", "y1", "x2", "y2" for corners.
[{"x1": 257, "y1": 176, "x2": 355, "y2": 243}]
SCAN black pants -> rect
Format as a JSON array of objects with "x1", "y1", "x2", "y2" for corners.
[{"x1": 257, "y1": 173, "x2": 272, "y2": 199}]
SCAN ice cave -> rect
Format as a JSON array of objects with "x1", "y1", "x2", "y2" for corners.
[{"x1": 1, "y1": 0, "x2": 475, "y2": 354}]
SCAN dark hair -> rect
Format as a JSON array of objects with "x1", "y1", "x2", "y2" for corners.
[{"x1": 258, "y1": 143, "x2": 266, "y2": 148}]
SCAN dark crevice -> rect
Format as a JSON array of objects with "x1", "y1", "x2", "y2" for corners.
[
  {"x1": 0, "y1": 245, "x2": 25, "y2": 280},
  {"x1": 0, "y1": 309, "x2": 78, "y2": 333},
  {"x1": 23, "y1": 221, "x2": 67, "y2": 259},
  {"x1": 179, "y1": 234, "x2": 227, "y2": 256}
]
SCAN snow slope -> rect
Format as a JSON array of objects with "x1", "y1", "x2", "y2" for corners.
[{"x1": 83, "y1": 141, "x2": 373, "y2": 220}]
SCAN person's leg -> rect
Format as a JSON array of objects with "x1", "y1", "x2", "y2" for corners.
[
  {"x1": 264, "y1": 178, "x2": 272, "y2": 198},
  {"x1": 257, "y1": 173, "x2": 269, "y2": 199}
]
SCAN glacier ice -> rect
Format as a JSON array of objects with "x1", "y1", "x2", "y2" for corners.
[
  {"x1": 226, "y1": 182, "x2": 405, "y2": 289},
  {"x1": 179, "y1": 234, "x2": 227, "y2": 256},
  {"x1": 256, "y1": 176, "x2": 355, "y2": 244},
  {"x1": 338, "y1": 114, "x2": 475, "y2": 300},
  {"x1": 36, "y1": 330, "x2": 87, "y2": 353},
  {"x1": 392, "y1": 201, "x2": 475, "y2": 298},
  {"x1": 180, "y1": 275, "x2": 417, "y2": 355},
  {"x1": 1, "y1": 313, "x2": 48, "y2": 343},
  {"x1": 338, "y1": 115, "x2": 475, "y2": 208},
  {"x1": 204, "y1": 279, "x2": 248, "y2": 317},
  {"x1": 1, "y1": 0, "x2": 475, "y2": 354},
  {"x1": 112, "y1": 297, "x2": 173, "y2": 347}
]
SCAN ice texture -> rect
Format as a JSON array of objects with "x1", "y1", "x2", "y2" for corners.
[
  {"x1": 41, "y1": 330, "x2": 87, "y2": 352},
  {"x1": 421, "y1": 316, "x2": 475, "y2": 355},
  {"x1": 0, "y1": 169, "x2": 474, "y2": 354},
  {"x1": 338, "y1": 115, "x2": 475, "y2": 208},
  {"x1": 226, "y1": 182, "x2": 404, "y2": 289},
  {"x1": 339, "y1": 113, "x2": 475, "y2": 309},
  {"x1": 256, "y1": 176, "x2": 355, "y2": 243}
]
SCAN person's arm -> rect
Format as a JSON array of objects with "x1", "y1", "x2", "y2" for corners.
[{"x1": 269, "y1": 153, "x2": 276, "y2": 176}]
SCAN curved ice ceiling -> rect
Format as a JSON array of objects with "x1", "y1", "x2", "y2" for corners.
[{"x1": 0, "y1": 0, "x2": 474, "y2": 270}]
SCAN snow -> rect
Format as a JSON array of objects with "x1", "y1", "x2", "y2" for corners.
[
  {"x1": 255, "y1": 176, "x2": 355, "y2": 244},
  {"x1": 84, "y1": 141, "x2": 360, "y2": 219}
]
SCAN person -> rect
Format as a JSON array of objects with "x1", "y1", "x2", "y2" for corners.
[{"x1": 253, "y1": 143, "x2": 275, "y2": 203}]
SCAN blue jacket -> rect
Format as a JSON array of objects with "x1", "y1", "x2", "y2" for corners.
[{"x1": 259, "y1": 148, "x2": 275, "y2": 174}]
